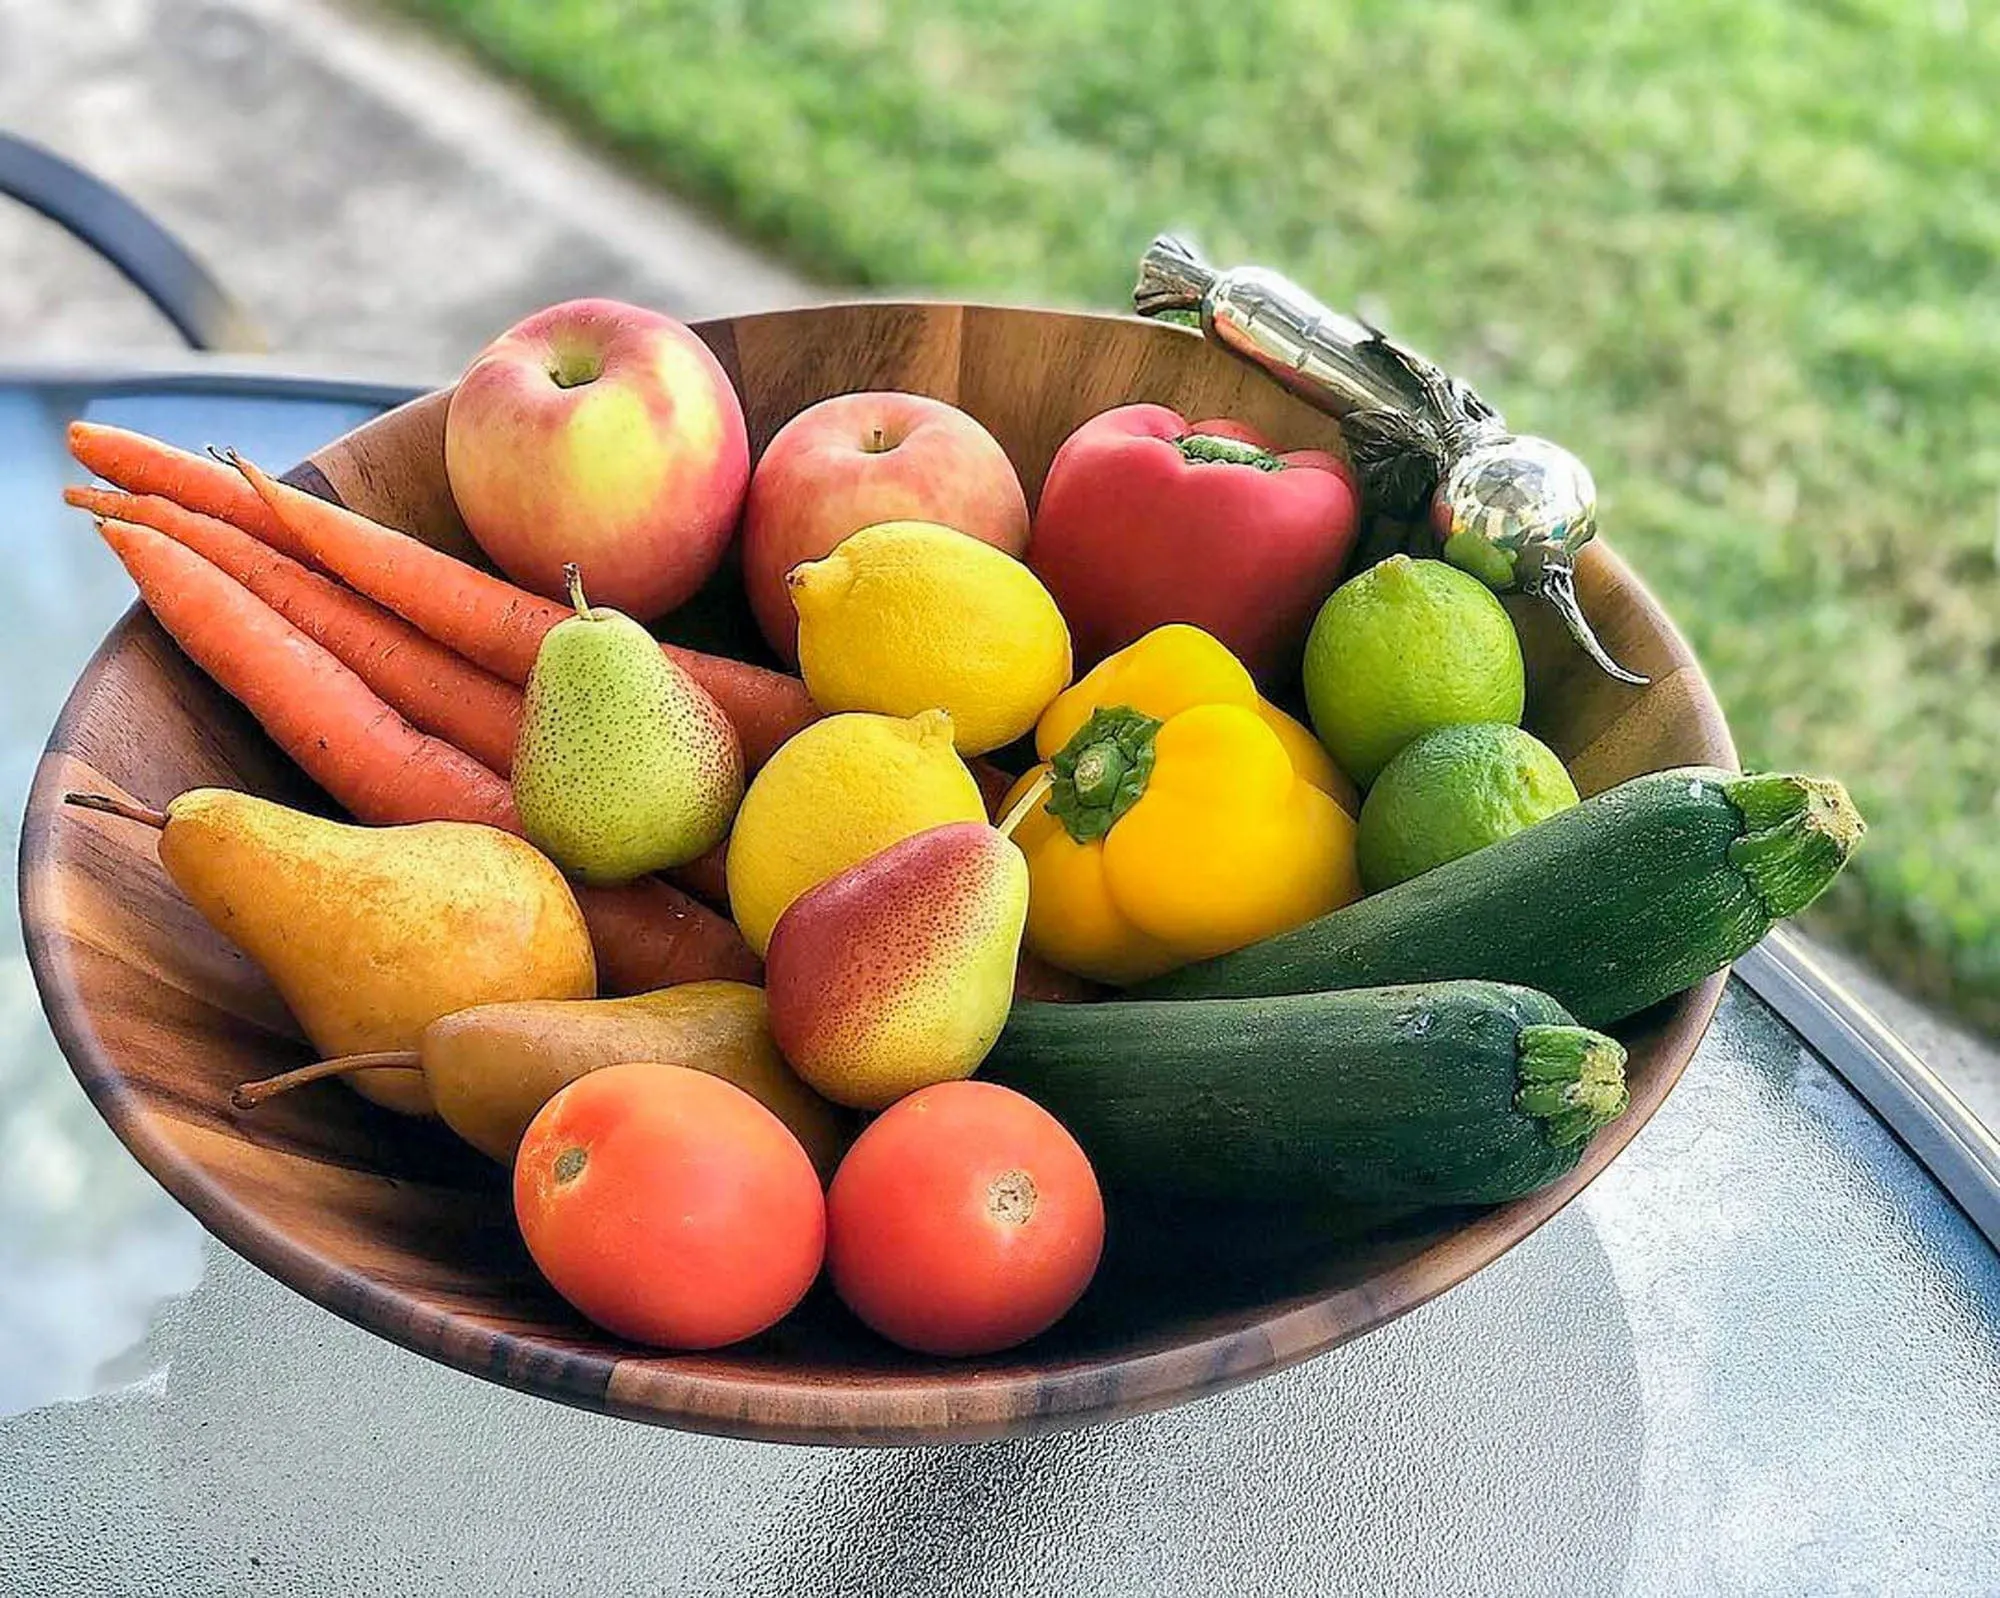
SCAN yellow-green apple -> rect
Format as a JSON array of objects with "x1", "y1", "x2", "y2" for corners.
[
  {"x1": 445, "y1": 299, "x2": 748, "y2": 622},
  {"x1": 741, "y1": 391, "x2": 1029, "y2": 662}
]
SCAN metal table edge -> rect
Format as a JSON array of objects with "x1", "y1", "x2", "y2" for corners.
[
  {"x1": 0, "y1": 354, "x2": 432, "y2": 408},
  {"x1": 1735, "y1": 927, "x2": 2000, "y2": 1252}
]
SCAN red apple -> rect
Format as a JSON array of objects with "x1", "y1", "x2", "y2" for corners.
[
  {"x1": 741, "y1": 391, "x2": 1029, "y2": 662},
  {"x1": 445, "y1": 299, "x2": 749, "y2": 622}
]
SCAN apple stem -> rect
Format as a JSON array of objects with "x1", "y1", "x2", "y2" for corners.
[
  {"x1": 867, "y1": 426, "x2": 886, "y2": 453},
  {"x1": 63, "y1": 791, "x2": 168, "y2": 830},
  {"x1": 997, "y1": 771, "x2": 1056, "y2": 840},
  {"x1": 563, "y1": 563, "x2": 593, "y2": 620},
  {"x1": 231, "y1": 1050, "x2": 421, "y2": 1110}
]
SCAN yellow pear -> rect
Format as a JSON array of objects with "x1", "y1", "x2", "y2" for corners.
[
  {"x1": 68, "y1": 788, "x2": 596, "y2": 1114},
  {"x1": 234, "y1": 981, "x2": 846, "y2": 1176}
]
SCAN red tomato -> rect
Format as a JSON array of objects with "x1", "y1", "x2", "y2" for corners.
[
  {"x1": 826, "y1": 1080, "x2": 1104, "y2": 1356},
  {"x1": 514, "y1": 1062, "x2": 825, "y2": 1350}
]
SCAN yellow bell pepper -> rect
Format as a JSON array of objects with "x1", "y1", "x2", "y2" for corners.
[{"x1": 1003, "y1": 625, "x2": 1362, "y2": 986}]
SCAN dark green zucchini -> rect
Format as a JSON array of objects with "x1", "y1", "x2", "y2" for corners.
[
  {"x1": 1138, "y1": 768, "x2": 1862, "y2": 1026},
  {"x1": 984, "y1": 981, "x2": 1627, "y2": 1207}
]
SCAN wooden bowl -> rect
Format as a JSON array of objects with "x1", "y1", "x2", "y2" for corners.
[{"x1": 21, "y1": 303, "x2": 1734, "y2": 1445}]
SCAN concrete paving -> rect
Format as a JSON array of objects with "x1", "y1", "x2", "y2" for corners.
[{"x1": 0, "y1": 0, "x2": 813, "y2": 373}]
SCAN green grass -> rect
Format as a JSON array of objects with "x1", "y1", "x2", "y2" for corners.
[{"x1": 402, "y1": 0, "x2": 2000, "y2": 1029}]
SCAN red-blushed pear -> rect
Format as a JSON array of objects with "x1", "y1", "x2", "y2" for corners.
[
  {"x1": 764, "y1": 821, "x2": 1030, "y2": 1110},
  {"x1": 740, "y1": 391, "x2": 1029, "y2": 663},
  {"x1": 445, "y1": 298, "x2": 748, "y2": 623}
]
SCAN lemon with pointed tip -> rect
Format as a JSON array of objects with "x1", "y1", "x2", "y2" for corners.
[
  {"x1": 788, "y1": 521, "x2": 1072, "y2": 756},
  {"x1": 724, "y1": 709, "x2": 987, "y2": 955}
]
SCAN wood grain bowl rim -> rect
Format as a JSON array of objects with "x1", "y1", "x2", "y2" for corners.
[{"x1": 21, "y1": 308, "x2": 1737, "y2": 1445}]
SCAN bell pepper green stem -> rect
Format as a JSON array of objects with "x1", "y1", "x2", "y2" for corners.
[
  {"x1": 1071, "y1": 745, "x2": 1127, "y2": 806},
  {"x1": 1046, "y1": 706, "x2": 1162, "y2": 844},
  {"x1": 1175, "y1": 432, "x2": 1285, "y2": 471}
]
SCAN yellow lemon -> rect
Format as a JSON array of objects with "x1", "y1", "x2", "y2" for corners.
[
  {"x1": 789, "y1": 521, "x2": 1072, "y2": 756},
  {"x1": 724, "y1": 709, "x2": 986, "y2": 955}
]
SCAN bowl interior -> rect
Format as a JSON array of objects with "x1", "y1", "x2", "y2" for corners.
[{"x1": 22, "y1": 303, "x2": 1734, "y2": 1444}]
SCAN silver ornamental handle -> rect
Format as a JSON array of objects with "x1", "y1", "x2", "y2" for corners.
[{"x1": 1134, "y1": 234, "x2": 1646, "y2": 686}]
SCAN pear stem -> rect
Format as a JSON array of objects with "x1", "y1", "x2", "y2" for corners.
[
  {"x1": 231, "y1": 1050, "x2": 421, "y2": 1110},
  {"x1": 564, "y1": 563, "x2": 592, "y2": 620},
  {"x1": 997, "y1": 771, "x2": 1056, "y2": 840},
  {"x1": 63, "y1": 791, "x2": 167, "y2": 830}
]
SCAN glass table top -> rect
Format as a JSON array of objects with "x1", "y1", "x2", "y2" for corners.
[
  {"x1": 0, "y1": 375, "x2": 400, "y2": 1419},
  {"x1": 1, "y1": 371, "x2": 1995, "y2": 1595}
]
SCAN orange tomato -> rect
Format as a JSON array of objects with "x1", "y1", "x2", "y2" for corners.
[
  {"x1": 826, "y1": 1080, "x2": 1103, "y2": 1356},
  {"x1": 514, "y1": 1062, "x2": 824, "y2": 1349}
]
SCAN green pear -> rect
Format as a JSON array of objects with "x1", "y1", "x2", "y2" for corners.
[
  {"x1": 65, "y1": 788, "x2": 597, "y2": 1115},
  {"x1": 234, "y1": 981, "x2": 847, "y2": 1177},
  {"x1": 513, "y1": 565, "x2": 743, "y2": 884}
]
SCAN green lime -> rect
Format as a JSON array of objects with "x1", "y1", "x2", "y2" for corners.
[
  {"x1": 1302, "y1": 555, "x2": 1525, "y2": 785},
  {"x1": 1356, "y1": 723, "x2": 1579, "y2": 891}
]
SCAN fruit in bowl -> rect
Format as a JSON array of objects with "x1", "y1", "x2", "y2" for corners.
[
  {"x1": 1027, "y1": 403, "x2": 1357, "y2": 686},
  {"x1": 790, "y1": 521, "x2": 1073, "y2": 756},
  {"x1": 1302, "y1": 555, "x2": 1525, "y2": 786},
  {"x1": 765, "y1": 821, "x2": 1030, "y2": 1109},
  {"x1": 724, "y1": 708, "x2": 987, "y2": 956},
  {"x1": 826, "y1": 1080, "x2": 1104, "y2": 1357},
  {"x1": 1003, "y1": 625, "x2": 1361, "y2": 986},
  {"x1": 233, "y1": 981, "x2": 846, "y2": 1177},
  {"x1": 64, "y1": 786, "x2": 596, "y2": 1117},
  {"x1": 742, "y1": 390, "x2": 1029, "y2": 663},
  {"x1": 512, "y1": 566, "x2": 743, "y2": 883},
  {"x1": 445, "y1": 298, "x2": 749, "y2": 622},
  {"x1": 34, "y1": 300, "x2": 1866, "y2": 1445},
  {"x1": 1356, "y1": 723, "x2": 1579, "y2": 893},
  {"x1": 515, "y1": 1063, "x2": 826, "y2": 1350}
]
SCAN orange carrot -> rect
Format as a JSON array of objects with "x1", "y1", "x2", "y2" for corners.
[
  {"x1": 1014, "y1": 952, "x2": 1102, "y2": 1003},
  {"x1": 97, "y1": 518, "x2": 519, "y2": 830},
  {"x1": 100, "y1": 518, "x2": 757, "y2": 992},
  {"x1": 70, "y1": 486, "x2": 525, "y2": 775},
  {"x1": 574, "y1": 878, "x2": 761, "y2": 991},
  {"x1": 669, "y1": 840, "x2": 731, "y2": 909},
  {"x1": 228, "y1": 453, "x2": 819, "y2": 768},
  {"x1": 81, "y1": 483, "x2": 741, "y2": 914},
  {"x1": 68, "y1": 421, "x2": 312, "y2": 564}
]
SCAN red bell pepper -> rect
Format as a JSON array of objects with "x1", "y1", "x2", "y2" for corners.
[{"x1": 1025, "y1": 403, "x2": 1358, "y2": 686}]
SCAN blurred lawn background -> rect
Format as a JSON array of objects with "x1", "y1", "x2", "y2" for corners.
[{"x1": 400, "y1": 0, "x2": 1999, "y2": 1031}]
